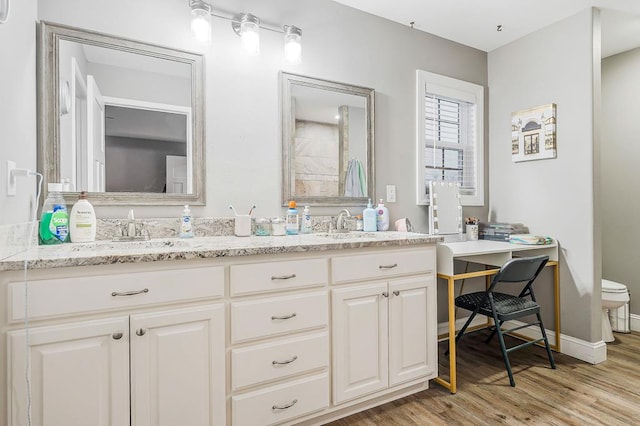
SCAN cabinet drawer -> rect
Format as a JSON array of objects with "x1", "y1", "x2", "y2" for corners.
[
  {"x1": 232, "y1": 332, "x2": 329, "y2": 390},
  {"x1": 231, "y1": 292, "x2": 328, "y2": 343},
  {"x1": 332, "y1": 248, "x2": 435, "y2": 284},
  {"x1": 232, "y1": 373, "x2": 329, "y2": 426},
  {"x1": 8, "y1": 266, "x2": 225, "y2": 322},
  {"x1": 230, "y1": 258, "x2": 328, "y2": 296}
]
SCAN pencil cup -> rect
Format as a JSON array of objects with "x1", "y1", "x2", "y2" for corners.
[
  {"x1": 466, "y1": 224, "x2": 479, "y2": 241},
  {"x1": 235, "y1": 215, "x2": 251, "y2": 237}
]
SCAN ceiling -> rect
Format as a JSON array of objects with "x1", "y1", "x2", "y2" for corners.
[{"x1": 333, "y1": 0, "x2": 640, "y2": 57}]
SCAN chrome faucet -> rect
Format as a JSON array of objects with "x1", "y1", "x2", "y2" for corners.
[
  {"x1": 336, "y1": 209, "x2": 352, "y2": 232},
  {"x1": 113, "y1": 209, "x2": 150, "y2": 241}
]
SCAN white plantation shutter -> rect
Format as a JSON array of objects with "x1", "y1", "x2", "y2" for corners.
[{"x1": 416, "y1": 70, "x2": 484, "y2": 206}]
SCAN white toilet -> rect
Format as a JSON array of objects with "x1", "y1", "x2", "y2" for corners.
[{"x1": 602, "y1": 279, "x2": 630, "y2": 342}]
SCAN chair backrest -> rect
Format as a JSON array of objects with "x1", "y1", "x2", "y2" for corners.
[{"x1": 490, "y1": 255, "x2": 549, "y2": 289}]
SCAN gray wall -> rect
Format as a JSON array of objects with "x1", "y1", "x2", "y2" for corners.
[
  {"x1": 0, "y1": 0, "x2": 37, "y2": 225},
  {"x1": 105, "y1": 137, "x2": 186, "y2": 193},
  {"x1": 27, "y1": 0, "x2": 488, "y2": 228},
  {"x1": 488, "y1": 9, "x2": 600, "y2": 343},
  {"x1": 602, "y1": 47, "x2": 640, "y2": 316}
]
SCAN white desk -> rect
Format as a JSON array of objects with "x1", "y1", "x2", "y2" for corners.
[{"x1": 434, "y1": 239, "x2": 560, "y2": 394}]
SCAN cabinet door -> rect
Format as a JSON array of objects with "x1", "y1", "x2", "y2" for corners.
[
  {"x1": 388, "y1": 276, "x2": 438, "y2": 386},
  {"x1": 332, "y1": 282, "x2": 389, "y2": 404},
  {"x1": 7, "y1": 317, "x2": 130, "y2": 426},
  {"x1": 130, "y1": 304, "x2": 225, "y2": 426}
]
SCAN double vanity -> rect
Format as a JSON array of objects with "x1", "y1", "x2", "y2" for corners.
[{"x1": 0, "y1": 232, "x2": 440, "y2": 426}]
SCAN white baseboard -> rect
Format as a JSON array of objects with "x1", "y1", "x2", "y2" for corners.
[
  {"x1": 630, "y1": 313, "x2": 640, "y2": 332},
  {"x1": 438, "y1": 317, "x2": 607, "y2": 364}
]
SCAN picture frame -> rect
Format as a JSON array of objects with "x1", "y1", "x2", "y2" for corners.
[{"x1": 511, "y1": 103, "x2": 556, "y2": 162}]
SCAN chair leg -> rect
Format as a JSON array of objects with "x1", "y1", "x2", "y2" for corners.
[
  {"x1": 485, "y1": 320, "x2": 505, "y2": 343},
  {"x1": 537, "y1": 313, "x2": 556, "y2": 369},
  {"x1": 445, "y1": 311, "x2": 478, "y2": 356},
  {"x1": 492, "y1": 312, "x2": 515, "y2": 387}
]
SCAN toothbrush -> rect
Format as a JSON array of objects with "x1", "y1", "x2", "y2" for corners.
[
  {"x1": 229, "y1": 205, "x2": 238, "y2": 216},
  {"x1": 248, "y1": 205, "x2": 256, "y2": 215}
]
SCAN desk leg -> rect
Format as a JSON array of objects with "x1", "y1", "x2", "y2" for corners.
[
  {"x1": 552, "y1": 262, "x2": 561, "y2": 351},
  {"x1": 434, "y1": 276, "x2": 457, "y2": 394}
]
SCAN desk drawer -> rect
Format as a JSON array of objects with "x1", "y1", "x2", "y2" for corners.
[
  {"x1": 231, "y1": 332, "x2": 329, "y2": 390},
  {"x1": 332, "y1": 248, "x2": 435, "y2": 284},
  {"x1": 230, "y1": 258, "x2": 327, "y2": 296},
  {"x1": 232, "y1": 373, "x2": 329, "y2": 426},
  {"x1": 8, "y1": 267, "x2": 225, "y2": 322},
  {"x1": 231, "y1": 291, "x2": 328, "y2": 343}
]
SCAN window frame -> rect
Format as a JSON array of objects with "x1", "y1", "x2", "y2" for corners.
[{"x1": 416, "y1": 70, "x2": 484, "y2": 206}]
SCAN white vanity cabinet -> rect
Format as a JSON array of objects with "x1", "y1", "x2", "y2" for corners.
[
  {"x1": 5, "y1": 266, "x2": 226, "y2": 426},
  {"x1": 331, "y1": 248, "x2": 438, "y2": 405},
  {"x1": 229, "y1": 258, "x2": 331, "y2": 426}
]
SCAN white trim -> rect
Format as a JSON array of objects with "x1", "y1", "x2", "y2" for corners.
[
  {"x1": 416, "y1": 69, "x2": 484, "y2": 206},
  {"x1": 439, "y1": 317, "x2": 607, "y2": 365},
  {"x1": 630, "y1": 313, "x2": 640, "y2": 332}
]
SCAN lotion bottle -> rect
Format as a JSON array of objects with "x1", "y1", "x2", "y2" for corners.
[
  {"x1": 179, "y1": 205, "x2": 194, "y2": 238},
  {"x1": 69, "y1": 191, "x2": 96, "y2": 243},
  {"x1": 363, "y1": 199, "x2": 377, "y2": 232},
  {"x1": 376, "y1": 199, "x2": 389, "y2": 231}
]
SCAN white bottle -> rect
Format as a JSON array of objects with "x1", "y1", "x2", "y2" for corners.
[
  {"x1": 300, "y1": 206, "x2": 312, "y2": 234},
  {"x1": 363, "y1": 199, "x2": 377, "y2": 232},
  {"x1": 376, "y1": 199, "x2": 389, "y2": 231},
  {"x1": 69, "y1": 191, "x2": 96, "y2": 243},
  {"x1": 179, "y1": 205, "x2": 194, "y2": 238}
]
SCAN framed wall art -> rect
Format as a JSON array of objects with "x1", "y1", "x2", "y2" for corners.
[{"x1": 511, "y1": 103, "x2": 556, "y2": 162}]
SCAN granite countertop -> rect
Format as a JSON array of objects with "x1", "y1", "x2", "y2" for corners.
[{"x1": 0, "y1": 232, "x2": 441, "y2": 272}]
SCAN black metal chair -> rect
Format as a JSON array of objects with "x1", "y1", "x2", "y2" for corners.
[{"x1": 454, "y1": 255, "x2": 556, "y2": 386}]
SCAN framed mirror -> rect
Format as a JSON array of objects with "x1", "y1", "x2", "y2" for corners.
[
  {"x1": 281, "y1": 72, "x2": 375, "y2": 206},
  {"x1": 38, "y1": 21, "x2": 205, "y2": 206}
]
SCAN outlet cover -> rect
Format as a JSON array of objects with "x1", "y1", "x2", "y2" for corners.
[
  {"x1": 6, "y1": 160, "x2": 16, "y2": 197},
  {"x1": 386, "y1": 185, "x2": 396, "y2": 203}
]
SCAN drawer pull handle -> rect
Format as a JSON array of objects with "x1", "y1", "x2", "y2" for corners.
[
  {"x1": 136, "y1": 328, "x2": 147, "y2": 337},
  {"x1": 272, "y1": 399, "x2": 298, "y2": 410},
  {"x1": 272, "y1": 355, "x2": 298, "y2": 365},
  {"x1": 112, "y1": 288, "x2": 149, "y2": 297},
  {"x1": 112, "y1": 332, "x2": 123, "y2": 340},
  {"x1": 271, "y1": 313, "x2": 297, "y2": 320},
  {"x1": 271, "y1": 274, "x2": 297, "y2": 280},
  {"x1": 382, "y1": 292, "x2": 389, "y2": 298},
  {"x1": 379, "y1": 263, "x2": 398, "y2": 269},
  {"x1": 393, "y1": 290, "x2": 400, "y2": 296}
]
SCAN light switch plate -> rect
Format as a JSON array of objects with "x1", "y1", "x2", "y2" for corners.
[{"x1": 386, "y1": 185, "x2": 396, "y2": 203}]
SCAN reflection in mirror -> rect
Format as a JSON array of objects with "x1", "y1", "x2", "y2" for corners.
[
  {"x1": 38, "y1": 21, "x2": 205, "y2": 206},
  {"x1": 281, "y1": 72, "x2": 374, "y2": 206}
]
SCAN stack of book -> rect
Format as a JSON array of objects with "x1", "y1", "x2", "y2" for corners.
[{"x1": 479, "y1": 222, "x2": 529, "y2": 241}]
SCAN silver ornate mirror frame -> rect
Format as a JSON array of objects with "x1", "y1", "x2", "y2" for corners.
[
  {"x1": 37, "y1": 21, "x2": 206, "y2": 206},
  {"x1": 281, "y1": 72, "x2": 375, "y2": 207}
]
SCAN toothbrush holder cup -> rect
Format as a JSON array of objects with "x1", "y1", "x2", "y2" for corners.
[{"x1": 234, "y1": 215, "x2": 252, "y2": 237}]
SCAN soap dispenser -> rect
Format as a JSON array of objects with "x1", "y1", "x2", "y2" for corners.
[
  {"x1": 179, "y1": 205, "x2": 194, "y2": 238},
  {"x1": 363, "y1": 199, "x2": 377, "y2": 232}
]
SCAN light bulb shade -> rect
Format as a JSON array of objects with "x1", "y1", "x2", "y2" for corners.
[
  {"x1": 284, "y1": 25, "x2": 302, "y2": 64},
  {"x1": 239, "y1": 14, "x2": 260, "y2": 56},
  {"x1": 190, "y1": 0, "x2": 212, "y2": 44}
]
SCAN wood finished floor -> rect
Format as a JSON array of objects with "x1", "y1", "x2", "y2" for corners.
[{"x1": 326, "y1": 331, "x2": 640, "y2": 425}]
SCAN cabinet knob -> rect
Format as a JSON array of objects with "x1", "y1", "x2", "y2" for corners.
[
  {"x1": 112, "y1": 332, "x2": 123, "y2": 340},
  {"x1": 382, "y1": 292, "x2": 389, "y2": 298},
  {"x1": 272, "y1": 399, "x2": 298, "y2": 410},
  {"x1": 136, "y1": 328, "x2": 147, "y2": 336},
  {"x1": 393, "y1": 290, "x2": 400, "y2": 296}
]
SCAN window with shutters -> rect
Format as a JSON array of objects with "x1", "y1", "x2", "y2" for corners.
[{"x1": 416, "y1": 70, "x2": 484, "y2": 206}]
